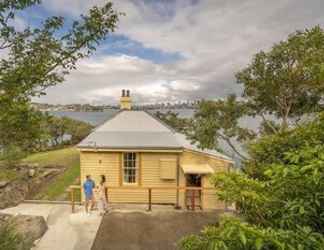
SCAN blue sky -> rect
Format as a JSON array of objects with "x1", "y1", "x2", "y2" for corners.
[
  {"x1": 17, "y1": 0, "x2": 324, "y2": 104},
  {"x1": 19, "y1": 2, "x2": 184, "y2": 65}
]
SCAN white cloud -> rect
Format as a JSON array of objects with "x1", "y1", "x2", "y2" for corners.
[{"x1": 34, "y1": 0, "x2": 324, "y2": 104}]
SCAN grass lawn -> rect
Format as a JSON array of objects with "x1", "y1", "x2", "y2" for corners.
[
  {"x1": 23, "y1": 147, "x2": 81, "y2": 201},
  {"x1": 22, "y1": 147, "x2": 80, "y2": 168}
]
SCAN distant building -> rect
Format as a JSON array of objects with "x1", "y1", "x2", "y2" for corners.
[{"x1": 77, "y1": 90, "x2": 233, "y2": 209}]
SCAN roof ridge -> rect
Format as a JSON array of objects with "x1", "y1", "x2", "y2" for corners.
[
  {"x1": 143, "y1": 110, "x2": 177, "y2": 134},
  {"x1": 94, "y1": 109, "x2": 124, "y2": 131}
]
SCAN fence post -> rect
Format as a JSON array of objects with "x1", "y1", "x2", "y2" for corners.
[
  {"x1": 147, "y1": 188, "x2": 152, "y2": 212},
  {"x1": 191, "y1": 189, "x2": 195, "y2": 211},
  {"x1": 71, "y1": 188, "x2": 75, "y2": 213}
]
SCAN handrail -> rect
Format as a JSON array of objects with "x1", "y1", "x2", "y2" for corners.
[
  {"x1": 68, "y1": 185, "x2": 216, "y2": 213},
  {"x1": 69, "y1": 185, "x2": 214, "y2": 190}
]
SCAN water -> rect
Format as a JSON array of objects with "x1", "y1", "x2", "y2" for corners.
[
  {"x1": 50, "y1": 110, "x2": 118, "y2": 126},
  {"x1": 51, "y1": 109, "x2": 195, "y2": 126}
]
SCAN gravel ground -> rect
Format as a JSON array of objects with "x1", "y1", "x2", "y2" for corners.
[{"x1": 91, "y1": 210, "x2": 220, "y2": 250}]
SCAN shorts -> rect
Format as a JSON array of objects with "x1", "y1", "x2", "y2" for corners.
[{"x1": 85, "y1": 193, "x2": 93, "y2": 201}]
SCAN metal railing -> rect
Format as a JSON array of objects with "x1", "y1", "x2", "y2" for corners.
[{"x1": 68, "y1": 185, "x2": 215, "y2": 213}]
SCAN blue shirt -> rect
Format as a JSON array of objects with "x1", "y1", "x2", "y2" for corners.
[{"x1": 83, "y1": 179, "x2": 95, "y2": 196}]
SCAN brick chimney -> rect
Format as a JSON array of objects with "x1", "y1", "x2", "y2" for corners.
[{"x1": 120, "y1": 89, "x2": 132, "y2": 110}]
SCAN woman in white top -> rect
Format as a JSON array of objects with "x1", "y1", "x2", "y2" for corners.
[{"x1": 96, "y1": 175, "x2": 108, "y2": 215}]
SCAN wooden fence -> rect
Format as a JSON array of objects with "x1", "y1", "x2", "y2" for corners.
[{"x1": 68, "y1": 185, "x2": 216, "y2": 213}]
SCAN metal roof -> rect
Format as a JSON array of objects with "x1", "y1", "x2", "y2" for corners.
[
  {"x1": 96, "y1": 111, "x2": 170, "y2": 132},
  {"x1": 78, "y1": 110, "x2": 233, "y2": 162}
]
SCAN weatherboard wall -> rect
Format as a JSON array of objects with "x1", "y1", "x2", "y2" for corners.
[
  {"x1": 80, "y1": 151, "x2": 178, "y2": 204},
  {"x1": 179, "y1": 150, "x2": 231, "y2": 209},
  {"x1": 80, "y1": 150, "x2": 230, "y2": 209}
]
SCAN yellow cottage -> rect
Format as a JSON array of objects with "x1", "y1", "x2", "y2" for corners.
[{"x1": 77, "y1": 90, "x2": 233, "y2": 210}]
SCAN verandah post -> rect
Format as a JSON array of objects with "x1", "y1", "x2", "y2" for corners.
[{"x1": 148, "y1": 188, "x2": 152, "y2": 211}]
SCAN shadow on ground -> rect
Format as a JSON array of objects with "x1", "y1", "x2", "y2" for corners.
[{"x1": 92, "y1": 211, "x2": 220, "y2": 250}]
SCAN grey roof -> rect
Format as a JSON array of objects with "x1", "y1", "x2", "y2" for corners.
[{"x1": 78, "y1": 110, "x2": 232, "y2": 161}]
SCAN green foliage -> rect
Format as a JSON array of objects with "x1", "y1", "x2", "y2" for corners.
[
  {"x1": 0, "y1": 223, "x2": 25, "y2": 250},
  {"x1": 180, "y1": 114, "x2": 324, "y2": 249},
  {"x1": 0, "y1": 104, "x2": 46, "y2": 153},
  {"x1": 41, "y1": 114, "x2": 93, "y2": 148},
  {"x1": 0, "y1": 144, "x2": 27, "y2": 167},
  {"x1": 155, "y1": 110, "x2": 190, "y2": 134},
  {"x1": 190, "y1": 26, "x2": 324, "y2": 160},
  {"x1": 190, "y1": 95, "x2": 254, "y2": 160},
  {"x1": 246, "y1": 112, "x2": 324, "y2": 177},
  {"x1": 0, "y1": 0, "x2": 120, "y2": 157},
  {"x1": 180, "y1": 217, "x2": 324, "y2": 250},
  {"x1": 236, "y1": 26, "x2": 324, "y2": 130},
  {"x1": 213, "y1": 144, "x2": 324, "y2": 231}
]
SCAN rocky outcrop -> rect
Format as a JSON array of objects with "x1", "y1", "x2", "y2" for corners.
[
  {"x1": 0, "y1": 165, "x2": 65, "y2": 209},
  {"x1": 0, "y1": 180, "x2": 29, "y2": 209},
  {"x1": 0, "y1": 213, "x2": 47, "y2": 250}
]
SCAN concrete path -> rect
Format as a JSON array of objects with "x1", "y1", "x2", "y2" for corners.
[
  {"x1": 1, "y1": 204, "x2": 102, "y2": 250},
  {"x1": 92, "y1": 210, "x2": 220, "y2": 250}
]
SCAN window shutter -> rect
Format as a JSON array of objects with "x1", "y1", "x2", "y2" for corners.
[{"x1": 160, "y1": 159, "x2": 177, "y2": 179}]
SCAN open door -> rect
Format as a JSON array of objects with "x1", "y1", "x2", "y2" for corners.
[{"x1": 185, "y1": 174, "x2": 202, "y2": 210}]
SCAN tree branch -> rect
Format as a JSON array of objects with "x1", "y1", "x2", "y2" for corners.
[
  {"x1": 218, "y1": 132, "x2": 248, "y2": 161},
  {"x1": 260, "y1": 112, "x2": 278, "y2": 134}
]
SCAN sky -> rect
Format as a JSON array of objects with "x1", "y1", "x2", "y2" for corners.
[{"x1": 19, "y1": 0, "x2": 324, "y2": 105}]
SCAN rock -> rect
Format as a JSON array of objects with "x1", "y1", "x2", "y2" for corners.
[
  {"x1": 0, "y1": 180, "x2": 29, "y2": 209},
  {"x1": 0, "y1": 213, "x2": 47, "y2": 250},
  {"x1": 0, "y1": 181, "x2": 9, "y2": 188},
  {"x1": 41, "y1": 169, "x2": 60, "y2": 178},
  {"x1": 12, "y1": 214, "x2": 48, "y2": 241},
  {"x1": 28, "y1": 169, "x2": 36, "y2": 178}
]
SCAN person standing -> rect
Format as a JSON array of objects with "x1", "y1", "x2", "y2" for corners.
[
  {"x1": 97, "y1": 175, "x2": 108, "y2": 215},
  {"x1": 83, "y1": 175, "x2": 95, "y2": 215}
]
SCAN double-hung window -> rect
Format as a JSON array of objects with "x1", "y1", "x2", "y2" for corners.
[{"x1": 123, "y1": 152, "x2": 137, "y2": 184}]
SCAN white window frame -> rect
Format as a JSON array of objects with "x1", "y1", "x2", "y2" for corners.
[{"x1": 123, "y1": 152, "x2": 138, "y2": 185}]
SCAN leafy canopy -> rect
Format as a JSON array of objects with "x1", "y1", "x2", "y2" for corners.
[
  {"x1": 0, "y1": 0, "x2": 120, "y2": 154},
  {"x1": 180, "y1": 113, "x2": 324, "y2": 250},
  {"x1": 190, "y1": 26, "x2": 324, "y2": 160}
]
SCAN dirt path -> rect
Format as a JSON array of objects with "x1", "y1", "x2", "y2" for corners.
[{"x1": 92, "y1": 211, "x2": 220, "y2": 250}]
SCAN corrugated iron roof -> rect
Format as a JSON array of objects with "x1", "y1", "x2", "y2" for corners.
[{"x1": 78, "y1": 110, "x2": 233, "y2": 162}]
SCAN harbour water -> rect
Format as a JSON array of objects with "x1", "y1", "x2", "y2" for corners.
[{"x1": 51, "y1": 109, "x2": 195, "y2": 126}]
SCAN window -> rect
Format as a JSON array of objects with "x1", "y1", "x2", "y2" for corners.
[{"x1": 123, "y1": 152, "x2": 137, "y2": 184}]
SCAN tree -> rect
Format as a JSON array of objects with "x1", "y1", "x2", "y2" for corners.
[
  {"x1": 236, "y1": 26, "x2": 324, "y2": 131},
  {"x1": 155, "y1": 110, "x2": 190, "y2": 134},
  {"x1": 189, "y1": 95, "x2": 255, "y2": 160},
  {"x1": 190, "y1": 26, "x2": 324, "y2": 160},
  {"x1": 179, "y1": 113, "x2": 324, "y2": 249},
  {"x1": 0, "y1": 0, "x2": 120, "y2": 155},
  {"x1": 246, "y1": 112, "x2": 324, "y2": 178}
]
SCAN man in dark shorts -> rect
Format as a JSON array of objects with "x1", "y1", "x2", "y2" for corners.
[{"x1": 83, "y1": 175, "x2": 95, "y2": 215}]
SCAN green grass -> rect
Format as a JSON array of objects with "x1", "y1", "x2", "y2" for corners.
[
  {"x1": 35, "y1": 163, "x2": 80, "y2": 200},
  {"x1": 22, "y1": 147, "x2": 79, "y2": 168},
  {"x1": 23, "y1": 147, "x2": 81, "y2": 200}
]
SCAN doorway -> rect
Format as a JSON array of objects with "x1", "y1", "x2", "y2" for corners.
[{"x1": 185, "y1": 174, "x2": 202, "y2": 210}]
